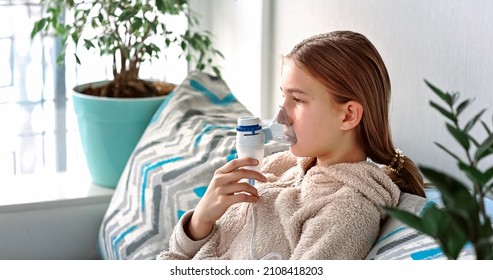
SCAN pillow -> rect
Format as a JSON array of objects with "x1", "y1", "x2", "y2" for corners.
[
  {"x1": 365, "y1": 192, "x2": 475, "y2": 260},
  {"x1": 97, "y1": 71, "x2": 288, "y2": 259}
]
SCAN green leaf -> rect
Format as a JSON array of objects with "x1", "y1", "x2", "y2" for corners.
[
  {"x1": 456, "y1": 99, "x2": 470, "y2": 116},
  {"x1": 446, "y1": 123, "x2": 470, "y2": 151},
  {"x1": 435, "y1": 142, "x2": 462, "y2": 162},
  {"x1": 148, "y1": 18, "x2": 157, "y2": 34},
  {"x1": 430, "y1": 101, "x2": 457, "y2": 123},
  {"x1": 214, "y1": 50, "x2": 225, "y2": 58},
  {"x1": 55, "y1": 23, "x2": 67, "y2": 36},
  {"x1": 425, "y1": 208, "x2": 468, "y2": 259},
  {"x1": 464, "y1": 109, "x2": 486, "y2": 132},
  {"x1": 484, "y1": 166, "x2": 493, "y2": 186},
  {"x1": 98, "y1": 13, "x2": 105, "y2": 26},
  {"x1": 425, "y1": 80, "x2": 454, "y2": 106},
  {"x1": 458, "y1": 162, "x2": 488, "y2": 186},
  {"x1": 74, "y1": 53, "x2": 81, "y2": 65},
  {"x1": 131, "y1": 18, "x2": 143, "y2": 32},
  {"x1": 419, "y1": 166, "x2": 476, "y2": 213},
  {"x1": 420, "y1": 206, "x2": 447, "y2": 237},
  {"x1": 384, "y1": 208, "x2": 426, "y2": 233},
  {"x1": 83, "y1": 39, "x2": 95, "y2": 50},
  {"x1": 481, "y1": 217, "x2": 493, "y2": 238},
  {"x1": 469, "y1": 135, "x2": 480, "y2": 148},
  {"x1": 118, "y1": 9, "x2": 139, "y2": 22},
  {"x1": 31, "y1": 18, "x2": 47, "y2": 39},
  {"x1": 481, "y1": 121, "x2": 491, "y2": 135},
  {"x1": 440, "y1": 223, "x2": 468, "y2": 259},
  {"x1": 155, "y1": 0, "x2": 166, "y2": 12},
  {"x1": 70, "y1": 33, "x2": 79, "y2": 44},
  {"x1": 56, "y1": 54, "x2": 65, "y2": 65},
  {"x1": 212, "y1": 66, "x2": 221, "y2": 78},
  {"x1": 475, "y1": 133, "x2": 493, "y2": 162},
  {"x1": 476, "y1": 219, "x2": 493, "y2": 259}
]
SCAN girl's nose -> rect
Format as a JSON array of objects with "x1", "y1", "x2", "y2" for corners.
[{"x1": 276, "y1": 105, "x2": 293, "y2": 125}]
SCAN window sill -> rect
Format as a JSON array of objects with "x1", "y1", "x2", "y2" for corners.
[
  {"x1": 0, "y1": 171, "x2": 115, "y2": 259},
  {"x1": 0, "y1": 171, "x2": 114, "y2": 212}
]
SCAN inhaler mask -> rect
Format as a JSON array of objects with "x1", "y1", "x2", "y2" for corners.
[{"x1": 263, "y1": 106, "x2": 297, "y2": 146}]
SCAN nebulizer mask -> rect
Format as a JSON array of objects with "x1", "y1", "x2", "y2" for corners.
[
  {"x1": 235, "y1": 106, "x2": 296, "y2": 260},
  {"x1": 236, "y1": 106, "x2": 296, "y2": 174}
]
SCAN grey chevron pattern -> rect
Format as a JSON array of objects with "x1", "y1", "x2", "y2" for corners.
[{"x1": 98, "y1": 72, "x2": 287, "y2": 259}]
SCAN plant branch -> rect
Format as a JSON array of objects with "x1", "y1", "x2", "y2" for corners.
[
  {"x1": 387, "y1": 80, "x2": 493, "y2": 259},
  {"x1": 31, "y1": 0, "x2": 223, "y2": 98}
]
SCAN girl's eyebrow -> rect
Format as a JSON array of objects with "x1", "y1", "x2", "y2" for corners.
[{"x1": 279, "y1": 86, "x2": 308, "y2": 95}]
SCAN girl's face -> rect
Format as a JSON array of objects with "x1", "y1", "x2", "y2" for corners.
[{"x1": 280, "y1": 60, "x2": 348, "y2": 161}]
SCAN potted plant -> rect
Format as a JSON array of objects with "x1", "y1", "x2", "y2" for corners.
[
  {"x1": 386, "y1": 80, "x2": 493, "y2": 259},
  {"x1": 31, "y1": 0, "x2": 223, "y2": 188}
]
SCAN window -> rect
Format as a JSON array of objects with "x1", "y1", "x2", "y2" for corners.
[
  {"x1": 0, "y1": 1, "x2": 62, "y2": 176},
  {"x1": 0, "y1": 1, "x2": 187, "y2": 177}
]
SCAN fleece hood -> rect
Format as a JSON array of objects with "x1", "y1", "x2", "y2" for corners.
[{"x1": 294, "y1": 155, "x2": 401, "y2": 218}]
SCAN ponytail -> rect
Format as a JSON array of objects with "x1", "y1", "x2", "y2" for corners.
[
  {"x1": 366, "y1": 146, "x2": 425, "y2": 198},
  {"x1": 383, "y1": 155, "x2": 425, "y2": 197}
]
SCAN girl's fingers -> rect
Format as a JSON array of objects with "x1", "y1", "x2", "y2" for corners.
[
  {"x1": 214, "y1": 168, "x2": 267, "y2": 185},
  {"x1": 225, "y1": 193, "x2": 259, "y2": 205},
  {"x1": 217, "y1": 182, "x2": 259, "y2": 197},
  {"x1": 217, "y1": 157, "x2": 260, "y2": 173},
  {"x1": 192, "y1": 159, "x2": 265, "y2": 226},
  {"x1": 194, "y1": 183, "x2": 258, "y2": 224}
]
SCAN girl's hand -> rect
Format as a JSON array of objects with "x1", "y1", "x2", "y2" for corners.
[{"x1": 185, "y1": 157, "x2": 267, "y2": 240}]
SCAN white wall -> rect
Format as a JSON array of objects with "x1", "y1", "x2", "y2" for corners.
[
  {"x1": 190, "y1": 0, "x2": 266, "y2": 117},
  {"x1": 195, "y1": 0, "x2": 493, "y2": 182}
]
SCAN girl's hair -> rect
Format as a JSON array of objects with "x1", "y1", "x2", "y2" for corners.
[{"x1": 286, "y1": 31, "x2": 425, "y2": 197}]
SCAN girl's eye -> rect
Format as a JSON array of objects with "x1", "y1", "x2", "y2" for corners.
[
  {"x1": 293, "y1": 97, "x2": 303, "y2": 104},
  {"x1": 281, "y1": 93, "x2": 303, "y2": 104}
]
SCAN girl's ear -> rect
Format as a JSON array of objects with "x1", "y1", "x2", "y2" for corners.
[{"x1": 340, "y1": 101, "x2": 363, "y2": 131}]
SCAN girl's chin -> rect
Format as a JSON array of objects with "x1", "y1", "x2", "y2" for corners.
[
  {"x1": 289, "y1": 146, "x2": 302, "y2": 157},
  {"x1": 289, "y1": 145, "x2": 313, "y2": 158}
]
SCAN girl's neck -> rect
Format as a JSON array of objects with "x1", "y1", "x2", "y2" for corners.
[{"x1": 315, "y1": 146, "x2": 367, "y2": 167}]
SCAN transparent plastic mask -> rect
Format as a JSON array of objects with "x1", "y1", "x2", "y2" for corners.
[{"x1": 263, "y1": 106, "x2": 297, "y2": 146}]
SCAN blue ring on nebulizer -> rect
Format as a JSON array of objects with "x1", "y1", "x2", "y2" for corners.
[{"x1": 236, "y1": 124, "x2": 262, "y2": 132}]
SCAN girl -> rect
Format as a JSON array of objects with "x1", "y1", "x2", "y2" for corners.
[{"x1": 158, "y1": 30, "x2": 425, "y2": 260}]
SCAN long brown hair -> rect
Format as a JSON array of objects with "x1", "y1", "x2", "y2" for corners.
[{"x1": 286, "y1": 31, "x2": 425, "y2": 197}]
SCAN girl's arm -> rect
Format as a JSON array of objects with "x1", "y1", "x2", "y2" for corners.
[
  {"x1": 186, "y1": 157, "x2": 265, "y2": 240},
  {"x1": 158, "y1": 157, "x2": 266, "y2": 259}
]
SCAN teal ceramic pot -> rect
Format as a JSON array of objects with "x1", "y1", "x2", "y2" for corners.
[{"x1": 73, "y1": 81, "x2": 169, "y2": 188}]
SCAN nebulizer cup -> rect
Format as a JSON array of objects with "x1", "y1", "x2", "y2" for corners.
[{"x1": 236, "y1": 116, "x2": 265, "y2": 174}]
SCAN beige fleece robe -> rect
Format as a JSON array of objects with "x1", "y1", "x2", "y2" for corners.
[{"x1": 157, "y1": 151, "x2": 400, "y2": 260}]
